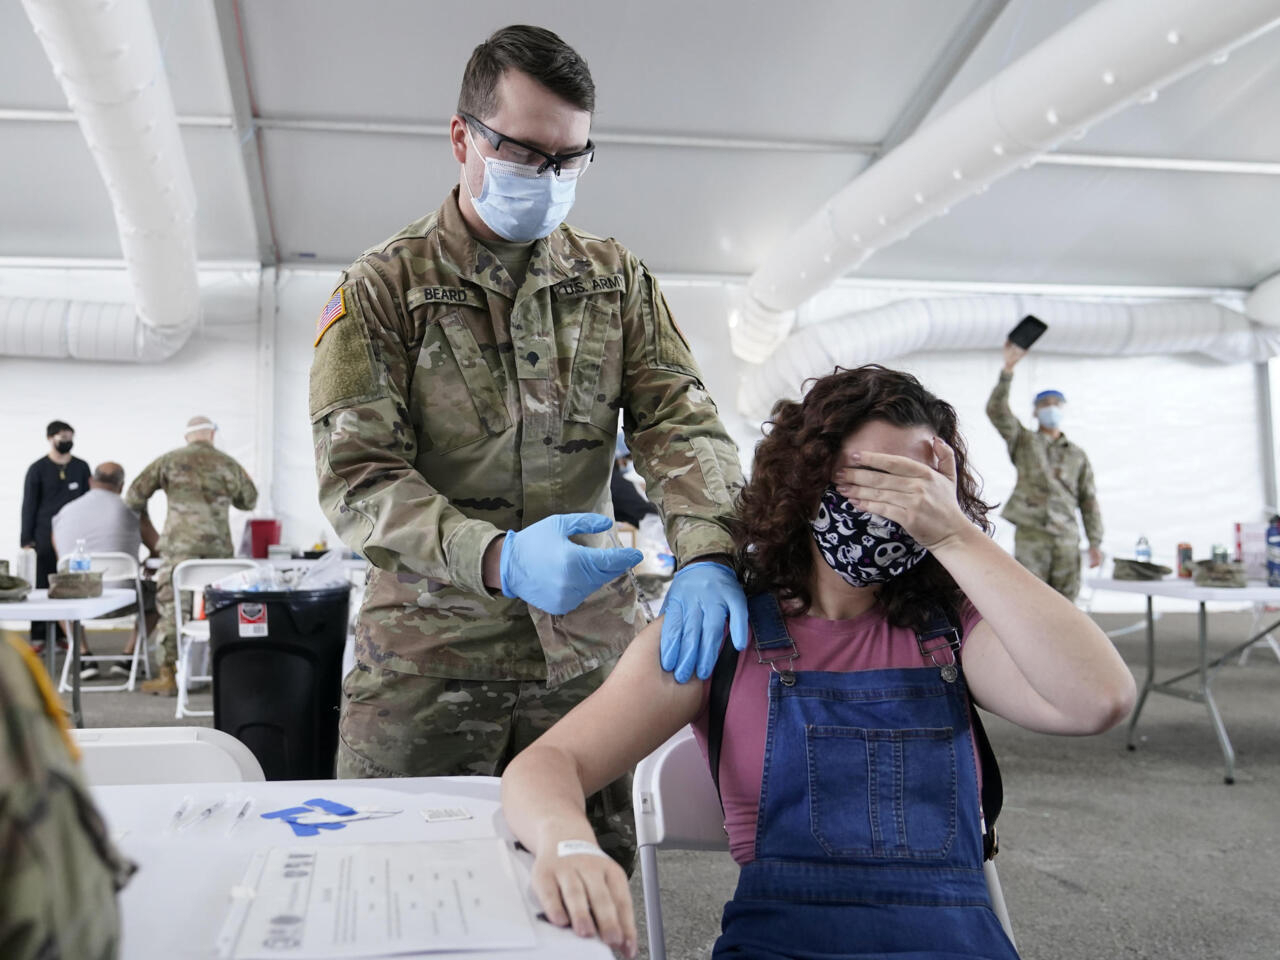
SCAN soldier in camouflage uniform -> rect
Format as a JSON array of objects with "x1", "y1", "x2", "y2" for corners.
[
  {"x1": 987, "y1": 343, "x2": 1103, "y2": 600},
  {"x1": 125, "y1": 416, "x2": 258, "y2": 695},
  {"x1": 309, "y1": 26, "x2": 745, "y2": 873},
  {"x1": 0, "y1": 635, "x2": 134, "y2": 959}
]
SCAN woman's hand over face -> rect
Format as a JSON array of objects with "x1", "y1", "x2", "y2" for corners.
[{"x1": 833, "y1": 437, "x2": 970, "y2": 550}]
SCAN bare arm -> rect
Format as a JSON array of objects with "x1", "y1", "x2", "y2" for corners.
[
  {"x1": 934, "y1": 528, "x2": 1133, "y2": 734},
  {"x1": 837, "y1": 441, "x2": 1135, "y2": 736},
  {"x1": 139, "y1": 512, "x2": 160, "y2": 553},
  {"x1": 501, "y1": 619, "x2": 703, "y2": 955}
]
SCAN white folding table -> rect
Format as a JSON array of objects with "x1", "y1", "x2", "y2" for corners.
[
  {"x1": 92, "y1": 776, "x2": 611, "y2": 960},
  {"x1": 1087, "y1": 577, "x2": 1280, "y2": 783},
  {"x1": 0, "y1": 588, "x2": 136, "y2": 728}
]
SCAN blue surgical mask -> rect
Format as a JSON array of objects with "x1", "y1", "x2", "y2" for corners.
[
  {"x1": 1036, "y1": 406, "x2": 1064, "y2": 429},
  {"x1": 464, "y1": 127, "x2": 579, "y2": 242}
]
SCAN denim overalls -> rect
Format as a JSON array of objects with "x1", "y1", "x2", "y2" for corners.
[{"x1": 711, "y1": 595, "x2": 1021, "y2": 959}]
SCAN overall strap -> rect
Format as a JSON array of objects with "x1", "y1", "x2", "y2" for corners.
[
  {"x1": 917, "y1": 605, "x2": 1004, "y2": 860},
  {"x1": 707, "y1": 592, "x2": 791, "y2": 805}
]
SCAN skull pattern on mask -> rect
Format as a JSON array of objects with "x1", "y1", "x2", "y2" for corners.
[{"x1": 810, "y1": 485, "x2": 929, "y2": 586}]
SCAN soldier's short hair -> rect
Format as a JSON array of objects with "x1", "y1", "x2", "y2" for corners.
[
  {"x1": 458, "y1": 25, "x2": 595, "y2": 119},
  {"x1": 46, "y1": 419, "x2": 73, "y2": 438}
]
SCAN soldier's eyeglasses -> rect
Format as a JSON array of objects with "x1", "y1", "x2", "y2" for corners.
[{"x1": 461, "y1": 112, "x2": 595, "y2": 177}]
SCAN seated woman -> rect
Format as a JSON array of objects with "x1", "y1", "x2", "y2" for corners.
[{"x1": 502, "y1": 365, "x2": 1136, "y2": 959}]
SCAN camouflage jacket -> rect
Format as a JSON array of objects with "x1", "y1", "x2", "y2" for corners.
[
  {"x1": 986, "y1": 371, "x2": 1102, "y2": 546},
  {"x1": 0, "y1": 638, "x2": 134, "y2": 960},
  {"x1": 124, "y1": 441, "x2": 258, "y2": 556},
  {"x1": 309, "y1": 188, "x2": 741, "y2": 686}
]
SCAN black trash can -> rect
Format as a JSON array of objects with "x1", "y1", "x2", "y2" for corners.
[{"x1": 205, "y1": 585, "x2": 350, "y2": 780}]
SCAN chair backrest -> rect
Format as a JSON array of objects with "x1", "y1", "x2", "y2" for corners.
[
  {"x1": 172, "y1": 558, "x2": 259, "y2": 594},
  {"x1": 633, "y1": 726, "x2": 729, "y2": 851},
  {"x1": 57, "y1": 550, "x2": 141, "y2": 581},
  {"x1": 71, "y1": 726, "x2": 265, "y2": 785},
  {"x1": 58, "y1": 550, "x2": 140, "y2": 579}
]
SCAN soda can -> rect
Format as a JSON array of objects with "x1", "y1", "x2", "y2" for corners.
[{"x1": 1177, "y1": 543, "x2": 1193, "y2": 578}]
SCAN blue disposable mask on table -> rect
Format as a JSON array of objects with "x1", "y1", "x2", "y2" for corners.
[
  {"x1": 810, "y1": 485, "x2": 928, "y2": 587},
  {"x1": 1036, "y1": 406, "x2": 1064, "y2": 429},
  {"x1": 464, "y1": 127, "x2": 579, "y2": 242}
]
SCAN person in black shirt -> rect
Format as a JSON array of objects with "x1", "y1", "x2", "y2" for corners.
[{"x1": 20, "y1": 420, "x2": 90, "y2": 646}]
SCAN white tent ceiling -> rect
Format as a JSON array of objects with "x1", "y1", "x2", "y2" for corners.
[{"x1": 2, "y1": 0, "x2": 1279, "y2": 288}]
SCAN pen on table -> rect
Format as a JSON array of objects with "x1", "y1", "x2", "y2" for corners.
[
  {"x1": 179, "y1": 795, "x2": 228, "y2": 832},
  {"x1": 226, "y1": 797, "x2": 254, "y2": 836},
  {"x1": 167, "y1": 795, "x2": 194, "y2": 833}
]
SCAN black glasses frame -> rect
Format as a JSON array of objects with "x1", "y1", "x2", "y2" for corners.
[{"x1": 460, "y1": 112, "x2": 595, "y2": 176}]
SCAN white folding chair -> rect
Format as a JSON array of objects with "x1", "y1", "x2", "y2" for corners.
[
  {"x1": 172, "y1": 558, "x2": 259, "y2": 719},
  {"x1": 1239, "y1": 601, "x2": 1280, "y2": 665},
  {"x1": 71, "y1": 726, "x2": 265, "y2": 785},
  {"x1": 56, "y1": 551, "x2": 150, "y2": 693},
  {"x1": 633, "y1": 727, "x2": 1015, "y2": 960}
]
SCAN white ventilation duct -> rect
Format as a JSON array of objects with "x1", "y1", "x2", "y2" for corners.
[
  {"x1": 5, "y1": 0, "x2": 200, "y2": 362},
  {"x1": 737, "y1": 297, "x2": 1280, "y2": 420},
  {"x1": 732, "y1": 0, "x2": 1280, "y2": 363}
]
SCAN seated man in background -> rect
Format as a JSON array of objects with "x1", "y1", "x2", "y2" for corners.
[{"x1": 52, "y1": 462, "x2": 159, "y2": 680}]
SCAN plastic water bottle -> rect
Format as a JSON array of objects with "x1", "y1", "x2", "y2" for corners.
[
  {"x1": 69, "y1": 538, "x2": 91, "y2": 572},
  {"x1": 1135, "y1": 535, "x2": 1152, "y2": 563},
  {"x1": 1266, "y1": 517, "x2": 1280, "y2": 587}
]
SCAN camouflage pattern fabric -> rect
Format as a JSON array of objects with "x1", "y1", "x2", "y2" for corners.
[
  {"x1": 309, "y1": 187, "x2": 741, "y2": 687},
  {"x1": 124, "y1": 440, "x2": 258, "y2": 557},
  {"x1": 0, "y1": 637, "x2": 134, "y2": 959},
  {"x1": 337, "y1": 656, "x2": 635, "y2": 873},
  {"x1": 1014, "y1": 527, "x2": 1083, "y2": 600},
  {"x1": 987, "y1": 371, "x2": 1103, "y2": 548},
  {"x1": 125, "y1": 441, "x2": 258, "y2": 666}
]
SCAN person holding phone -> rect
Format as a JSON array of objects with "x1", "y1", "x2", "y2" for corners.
[{"x1": 987, "y1": 335, "x2": 1103, "y2": 601}]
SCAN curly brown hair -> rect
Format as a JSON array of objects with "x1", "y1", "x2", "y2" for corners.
[{"x1": 734, "y1": 365, "x2": 993, "y2": 630}]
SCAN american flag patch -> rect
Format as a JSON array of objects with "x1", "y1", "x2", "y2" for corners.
[{"x1": 313, "y1": 288, "x2": 347, "y2": 346}]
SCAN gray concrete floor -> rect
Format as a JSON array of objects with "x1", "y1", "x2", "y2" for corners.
[{"x1": 47, "y1": 611, "x2": 1280, "y2": 959}]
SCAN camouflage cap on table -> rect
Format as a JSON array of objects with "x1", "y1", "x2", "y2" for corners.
[
  {"x1": 0, "y1": 575, "x2": 31, "y2": 602},
  {"x1": 47, "y1": 572, "x2": 103, "y2": 599},
  {"x1": 1191, "y1": 560, "x2": 1246, "y2": 588},
  {"x1": 1112, "y1": 559, "x2": 1173, "y2": 581}
]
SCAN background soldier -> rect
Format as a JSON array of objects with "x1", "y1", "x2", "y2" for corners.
[
  {"x1": 987, "y1": 342, "x2": 1103, "y2": 600},
  {"x1": 125, "y1": 416, "x2": 258, "y2": 695},
  {"x1": 310, "y1": 25, "x2": 747, "y2": 872},
  {"x1": 0, "y1": 635, "x2": 134, "y2": 959}
]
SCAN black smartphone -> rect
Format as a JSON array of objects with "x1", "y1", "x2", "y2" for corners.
[{"x1": 1007, "y1": 314, "x2": 1048, "y2": 350}]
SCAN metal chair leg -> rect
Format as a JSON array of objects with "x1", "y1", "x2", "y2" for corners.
[{"x1": 639, "y1": 844, "x2": 666, "y2": 960}]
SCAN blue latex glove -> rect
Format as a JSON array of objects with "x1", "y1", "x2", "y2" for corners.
[
  {"x1": 660, "y1": 561, "x2": 749, "y2": 683},
  {"x1": 500, "y1": 513, "x2": 643, "y2": 615}
]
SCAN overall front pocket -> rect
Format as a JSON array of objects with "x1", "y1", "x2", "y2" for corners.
[{"x1": 806, "y1": 724, "x2": 957, "y2": 860}]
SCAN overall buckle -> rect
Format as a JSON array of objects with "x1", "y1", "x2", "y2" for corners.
[{"x1": 756, "y1": 643, "x2": 799, "y2": 686}]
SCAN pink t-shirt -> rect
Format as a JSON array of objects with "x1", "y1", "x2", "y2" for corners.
[{"x1": 691, "y1": 602, "x2": 984, "y2": 865}]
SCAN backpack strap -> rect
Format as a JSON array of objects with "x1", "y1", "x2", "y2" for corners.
[
  {"x1": 707, "y1": 592, "x2": 789, "y2": 807},
  {"x1": 918, "y1": 605, "x2": 1004, "y2": 861}
]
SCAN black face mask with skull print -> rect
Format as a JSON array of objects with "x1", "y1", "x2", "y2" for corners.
[{"x1": 809, "y1": 485, "x2": 929, "y2": 587}]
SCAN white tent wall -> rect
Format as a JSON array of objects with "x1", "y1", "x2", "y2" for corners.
[
  {"x1": 3, "y1": 264, "x2": 1270, "y2": 615},
  {"x1": 0, "y1": 264, "x2": 261, "y2": 573}
]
